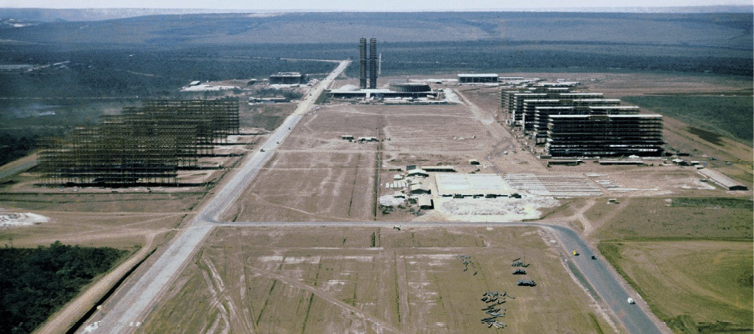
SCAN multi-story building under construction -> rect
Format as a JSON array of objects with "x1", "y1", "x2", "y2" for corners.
[
  {"x1": 38, "y1": 99, "x2": 239, "y2": 186},
  {"x1": 546, "y1": 114, "x2": 664, "y2": 157}
]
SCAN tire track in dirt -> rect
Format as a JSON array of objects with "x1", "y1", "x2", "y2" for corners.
[
  {"x1": 243, "y1": 192, "x2": 355, "y2": 222},
  {"x1": 245, "y1": 265, "x2": 403, "y2": 334}
]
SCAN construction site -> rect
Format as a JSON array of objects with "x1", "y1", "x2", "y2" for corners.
[
  {"x1": 500, "y1": 85, "x2": 665, "y2": 158},
  {"x1": 0, "y1": 37, "x2": 751, "y2": 334}
]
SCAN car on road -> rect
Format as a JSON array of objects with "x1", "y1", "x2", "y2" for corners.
[
  {"x1": 572, "y1": 250, "x2": 579, "y2": 256},
  {"x1": 627, "y1": 297, "x2": 636, "y2": 304},
  {"x1": 591, "y1": 255, "x2": 596, "y2": 260}
]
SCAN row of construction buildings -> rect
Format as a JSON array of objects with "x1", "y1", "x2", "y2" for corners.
[
  {"x1": 501, "y1": 85, "x2": 664, "y2": 157},
  {"x1": 38, "y1": 99, "x2": 239, "y2": 186}
]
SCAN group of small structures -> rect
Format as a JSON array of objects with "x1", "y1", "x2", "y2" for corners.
[
  {"x1": 327, "y1": 38, "x2": 444, "y2": 103},
  {"x1": 500, "y1": 83, "x2": 664, "y2": 158},
  {"x1": 480, "y1": 291, "x2": 510, "y2": 329},
  {"x1": 38, "y1": 99, "x2": 239, "y2": 186},
  {"x1": 512, "y1": 258, "x2": 536, "y2": 287}
]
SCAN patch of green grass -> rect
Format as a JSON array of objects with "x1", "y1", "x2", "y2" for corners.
[
  {"x1": 597, "y1": 242, "x2": 650, "y2": 302},
  {"x1": 622, "y1": 95, "x2": 753, "y2": 145},
  {"x1": 588, "y1": 313, "x2": 606, "y2": 334},
  {"x1": 598, "y1": 241, "x2": 753, "y2": 334},
  {"x1": 687, "y1": 126, "x2": 724, "y2": 146},
  {"x1": 594, "y1": 198, "x2": 753, "y2": 240},
  {"x1": 672, "y1": 197, "x2": 753, "y2": 209}
]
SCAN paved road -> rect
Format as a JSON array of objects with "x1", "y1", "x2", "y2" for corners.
[
  {"x1": 90, "y1": 60, "x2": 350, "y2": 333},
  {"x1": 88, "y1": 58, "x2": 666, "y2": 334},
  {"x1": 219, "y1": 221, "x2": 667, "y2": 334},
  {"x1": 0, "y1": 159, "x2": 37, "y2": 180}
]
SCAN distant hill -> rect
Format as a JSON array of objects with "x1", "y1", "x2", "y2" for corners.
[
  {"x1": 0, "y1": 6, "x2": 751, "y2": 22},
  {"x1": 0, "y1": 8, "x2": 251, "y2": 22},
  {"x1": 0, "y1": 11, "x2": 751, "y2": 50}
]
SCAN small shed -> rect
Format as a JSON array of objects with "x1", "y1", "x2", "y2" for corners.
[{"x1": 417, "y1": 195, "x2": 434, "y2": 209}]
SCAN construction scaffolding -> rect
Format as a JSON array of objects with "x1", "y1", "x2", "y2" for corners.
[
  {"x1": 533, "y1": 106, "x2": 640, "y2": 144},
  {"x1": 546, "y1": 114, "x2": 664, "y2": 157},
  {"x1": 38, "y1": 99, "x2": 239, "y2": 186}
]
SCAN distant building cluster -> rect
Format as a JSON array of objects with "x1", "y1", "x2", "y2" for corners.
[
  {"x1": 328, "y1": 39, "x2": 440, "y2": 102},
  {"x1": 500, "y1": 82, "x2": 664, "y2": 157}
]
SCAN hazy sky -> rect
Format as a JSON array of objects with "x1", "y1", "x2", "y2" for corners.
[{"x1": 3, "y1": 0, "x2": 751, "y2": 10}]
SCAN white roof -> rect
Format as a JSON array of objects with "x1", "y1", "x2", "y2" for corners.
[
  {"x1": 549, "y1": 114, "x2": 662, "y2": 119},
  {"x1": 435, "y1": 174, "x2": 513, "y2": 196},
  {"x1": 699, "y1": 169, "x2": 748, "y2": 189},
  {"x1": 458, "y1": 73, "x2": 498, "y2": 77}
]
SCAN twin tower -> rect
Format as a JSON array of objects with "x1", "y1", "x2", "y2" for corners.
[{"x1": 359, "y1": 38, "x2": 378, "y2": 89}]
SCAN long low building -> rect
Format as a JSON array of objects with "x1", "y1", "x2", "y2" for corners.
[
  {"x1": 329, "y1": 88, "x2": 438, "y2": 99},
  {"x1": 422, "y1": 166, "x2": 457, "y2": 173},
  {"x1": 269, "y1": 72, "x2": 307, "y2": 85},
  {"x1": 458, "y1": 73, "x2": 498, "y2": 83},
  {"x1": 698, "y1": 169, "x2": 749, "y2": 190},
  {"x1": 435, "y1": 173, "x2": 513, "y2": 197}
]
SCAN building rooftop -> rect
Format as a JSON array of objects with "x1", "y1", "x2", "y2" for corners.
[
  {"x1": 270, "y1": 72, "x2": 304, "y2": 77},
  {"x1": 549, "y1": 114, "x2": 662, "y2": 119},
  {"x1": 535, "y1": 106, "x2": 575, "y2": 110},
  {"x1": 458, "y1": 73, "x2": 499, "y2": 77},
  {"x1": 435, "y1": 173, "x2": 513, "y2": 197},
  {"x1": 570, "y1": 99, "x2": 621, "y2": 102},
  {"x1": 698, "y1": 169, "x2": 749, "y2": 190}
]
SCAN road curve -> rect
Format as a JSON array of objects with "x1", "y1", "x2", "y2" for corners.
[
  {"x1": 219, "y1": 220, "x2": 668, "y2": 334},
  {"x1": 88, "y1": 60, "x2": 350, "y2": 334}
]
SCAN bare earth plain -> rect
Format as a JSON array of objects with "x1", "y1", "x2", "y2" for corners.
[
  {"x1": 0, "y1": 71, "x2": 751, "y2": 333},
  {"x1": 140, "y1": 226, "x2": 612, "y2": 333}
]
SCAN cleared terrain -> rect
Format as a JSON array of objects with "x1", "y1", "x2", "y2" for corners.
[{"x1": 140, "y1": 226, "x2": 612, "y2": 333}]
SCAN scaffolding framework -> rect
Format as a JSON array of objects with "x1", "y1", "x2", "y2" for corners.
[
  {"x1": 546, "y1": 114, "x2": 664, "y2": 157},
  {"x1": 39, "y1": 99, "x2": 239, "y2": 186}
]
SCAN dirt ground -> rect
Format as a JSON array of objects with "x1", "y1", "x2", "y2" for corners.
[
  {"x1": 2, "y1": 70, "x2": 751, "y2": 333},
  {"x1": 139, "y1": 226, "x2": 613, "y2": 334},
  {"x1": 222, "y1": 150, "x2": 377, "y2": 222}
]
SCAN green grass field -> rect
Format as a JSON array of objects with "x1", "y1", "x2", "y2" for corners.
[
  {"x1": 591, "y1": 197, "x2": 753, "y2": 241},
  {"x1": 598, "y1": 240, "x2": 752, "y2": 334},
  {"x1": 592, "y1": 196, "x2": 753, "y2": 333},
  {"x1": 622, "y1": 95, "x2": 754, "y2": 145}
]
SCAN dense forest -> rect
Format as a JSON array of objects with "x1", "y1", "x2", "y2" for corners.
[{"x1": 0, "y1": 241, "x2": 128, "y2": 334}]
